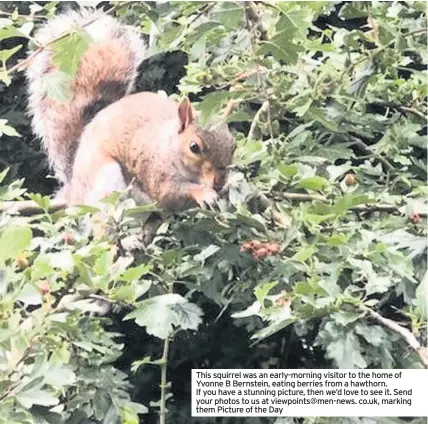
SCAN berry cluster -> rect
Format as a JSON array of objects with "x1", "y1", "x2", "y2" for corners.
[{"x1": 240, "y1": 240, "x2": 281, "y2": 259}]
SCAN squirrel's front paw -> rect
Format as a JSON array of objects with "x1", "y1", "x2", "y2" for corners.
[{"x1": 190, "y1": 185, "x2": 219, "y2": 209}]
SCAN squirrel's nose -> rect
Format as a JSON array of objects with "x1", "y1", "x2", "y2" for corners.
[{"x1": 213, "y1": 171, "x2": 228, "y2": 192}]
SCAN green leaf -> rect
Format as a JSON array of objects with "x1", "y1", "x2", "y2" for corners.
[
  {"x1": 305, "y1": 107, "x2": 339, "y2": 131},
  {"x1": 197, "y1": 91, "x2": 235, "y2": 128},
  {"x1": 355, "y1": 323, "x2": 385, "y2": 347},
  {"x1": 275, "y1": 4, "x2": 313, "y2": 40},
  {"x1": 94, "y1": 390, "x2": 112, "y2": 421},
  {"x1": 211, "y1": 2, "x2": 244, "y2": 30},
  {"x1": 120, "y1": 264, "x2": 152, "y2": 282},
  {"x1": 51, "y1": 28, "x2": 91, "y2": 76},
  {"x1": 0, "y1": 119, "x2": 20, "y2": 137},
  {"x1": 186, "y1": 22, "x2": 220, "y2": 44},
  {"x1": 0, "y1": 44, "x2": 22, "y2": 64},
  {"x1": 292, "y1": 246, "x2": 318, "y2": 263},
  {"x1": 415, "y1": 271, "x2": 427, "y2": 315},
  {"x1": 28, "y1": 193, "x2": 51, "y2": 210},
  {"x1": 260, "y1": 35, "x2": 303, "y2": 64},
  {"x1": 332, "y1": 194, "x2": 374, "y2": 216},
  {"x1": 44, "y1": 367, "x2": 76, "y2": 387},
  {"x1": 316, "y1": 322, "x2": 367, "y2": 368},
  {"x1": 194, "y1": 244, "x2": 220, "y2": 263},
  {"x1": 103, "y1": 403, "x2": 121, "y2": 424},
  {"x1": 278, "y1": 164, "x2": 298, "y2": 178},
  {"x1": 31, "y1": 255, "x2": 54, "y2": 280},
  {"x1": 17, "y1": 283, "x2": 43, "y2": 305},
  {"x1": 0, "y1": 225, "x2": 32, "y2": 263},
  {"x1": 16, "y1": 389, "x2": 59, "y2": 408},
  {"x1": 298, "y1": 176, "x2": 329, "y2": 191},
  {"x1": 125, "y1": 294, "x2": 203, "y2": 339},
  {"x1": 94, "y1": 250, "x2": 114, "y2": 276}
]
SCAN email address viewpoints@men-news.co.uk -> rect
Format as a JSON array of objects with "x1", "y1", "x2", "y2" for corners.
[{"x1": 191, "y1": 369, "x2": 428, "y2": 417}]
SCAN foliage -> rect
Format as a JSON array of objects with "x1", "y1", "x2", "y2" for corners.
[{"x1": 0, "y1": 1, "x2": 427, "y2": 424}]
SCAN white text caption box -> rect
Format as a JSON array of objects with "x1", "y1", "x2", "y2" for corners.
[{"x1": 191, "y1": 369, "x2": 428, "y2": 417}]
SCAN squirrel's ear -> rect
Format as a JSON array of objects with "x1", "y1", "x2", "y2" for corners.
[{"x1": 178, "y1": 97, "x2": 194, "y2": 131}]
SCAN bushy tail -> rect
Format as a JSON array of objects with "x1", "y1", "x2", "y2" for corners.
[{"x1": 26, "y1": 9, "x2": 146, "y2": 183}]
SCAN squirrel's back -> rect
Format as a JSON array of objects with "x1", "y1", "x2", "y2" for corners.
[{"x1": 26, "y1": 9, "x2": 146, "y2": 184}]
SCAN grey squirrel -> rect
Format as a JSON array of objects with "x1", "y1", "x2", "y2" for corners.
[{"x1": 26, "y1": 9, "x2": 236, "y2": 210}]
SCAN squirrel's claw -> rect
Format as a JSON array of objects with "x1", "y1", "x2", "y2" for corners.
[{"x1": 191, "y1": 185, "x2": 219, "y2": 209}]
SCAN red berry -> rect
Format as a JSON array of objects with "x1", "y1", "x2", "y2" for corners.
[{"x1": 410, "y1": 212, "x2": 421, "y2": 224}]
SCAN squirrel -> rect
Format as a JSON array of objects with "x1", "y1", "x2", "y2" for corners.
[{"x1": 26, "y1": 9, "x2": 236, "y2": 211}]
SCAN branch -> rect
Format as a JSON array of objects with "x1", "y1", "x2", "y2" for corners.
[
  {"x1": 271, "y1": 192, "x2": 427, "y2": 217},
  {"x1": 279, "y1": 192, "x2": 326, "y2": 202},
  {"x1": 371, "y1": 99, "x2": 426, "y2": 119},
  {"x1": 347, "y1": 135, "x2": 395, "y2": 171},
  {"x1": 245, "y1": 2, "x2": 269, "y2": 41},
  {"x1": 0, "y1": 10, "x2": 45, "y2": 21},
  {"x1": 361, "y1": 306, "x2": 428, "y2": 368},
  {"x1": 0, "y1": 199, "x2": 65, "y2": 215}
]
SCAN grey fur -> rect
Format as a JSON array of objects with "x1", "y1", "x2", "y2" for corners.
[{"x1": 26, "y1": 8, "x2": 146, "y2": 184}]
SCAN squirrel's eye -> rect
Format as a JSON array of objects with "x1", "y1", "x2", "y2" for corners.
[{"x1": 189, "y1": 141, "x2": 201, "y2": 154}]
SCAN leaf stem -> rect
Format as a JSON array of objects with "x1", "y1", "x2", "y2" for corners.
[
  {"x1": 159, "y1": 282, "x2": 175, "y2": 424},
  {"x1": 159, "y1": 335, "x2": 170, "y2": 424}
]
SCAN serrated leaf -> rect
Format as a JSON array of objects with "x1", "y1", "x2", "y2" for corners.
[
  {"x1": 124, "y1": 294, "x2": 203, "y2": 339},
  {"x1": 260, "y1": 36, "x2": 302, "y2": 64},
  {"x1": 355, "y1": 323, "x2": 385, "y2": 347},
  {"x1": 211, "y1": 2, "x2": 244, "y2": 30},
  {"x1": 51, "y1": 28, "x2": 91, "y2": 76},
  {"x1": 254, "y1": 281, "x2": 278, "y2": 305},
  {"x1": 197, "y1": 91, "x2": 235, "y2": 128}
]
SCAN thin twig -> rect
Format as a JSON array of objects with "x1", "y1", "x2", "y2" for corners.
[
  {"x1": 245, "y1": 2, "x2": 269, "y2": 41},
  {"x1": 245, "y1": 2, "x2": 273, "y2": 140},
  {"x1": 186, "y1": 2, "x2": 216, "y2": 28},
  {"x1": 159, "y1": 282, "x2": 175, "y2": 424},
  {"x1": 0, "y1": 10, "x2": 45, "y2": 21},
  {"x1": 347, "y1": 135, "x2": 395, "y2": 171},
  {"x1": 5, "y1": 13, "x2": 104, "y2": 75},
  {"x1": 361, "y1": 305, "x2": 428, "y2": 368},
  {"x1": 248, "y1": 100, "x2": 270, "y2": 139}
]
